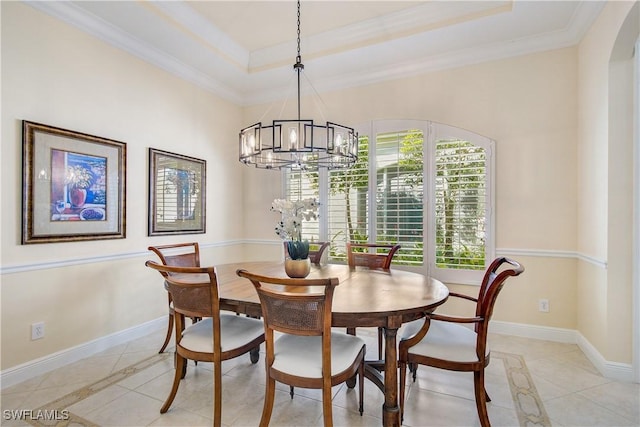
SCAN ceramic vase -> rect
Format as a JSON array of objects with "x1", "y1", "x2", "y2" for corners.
[{"x1": 284, "y1": 258, "x2": 311, "y2": 278}]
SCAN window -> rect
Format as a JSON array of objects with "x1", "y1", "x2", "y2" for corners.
[{"x1": 285, "y1": 120, "x2": 494, "y2": 284}]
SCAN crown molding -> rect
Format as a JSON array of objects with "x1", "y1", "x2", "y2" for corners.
[
  {"x1": 23, "y1": 0, "x2": 606, "y2": 107},
  {"x1": 24, "y1": 0, "x2": 245, "y2": 105}
]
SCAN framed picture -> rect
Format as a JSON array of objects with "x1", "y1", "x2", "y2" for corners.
[
  {"x1": 22, "y1": 121, "x2": 127, "y2": 244},
  {"x1": 148, "y1": 148, "x2": 206, "y2": 236}
]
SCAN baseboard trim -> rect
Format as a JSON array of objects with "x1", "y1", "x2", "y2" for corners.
[
  {"x1": 0, "y1": 317, "x2": 166, "y2": 389},
  {"x1": 490, "y1": 320, "x2": 578, "y2": 343},
  {"x1": 575, "y1": 332, "x2": 635, "y2": 382},
  {"x1": 491, "y1": 320, "x2": 634, "y2": 382}
]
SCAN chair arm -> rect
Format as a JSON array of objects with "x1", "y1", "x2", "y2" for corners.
[
  {"x1": 448, "y1": 292, "x2": 478, "y2": 303},
  {"x1": 429, "y1": 313, "x2": 484, "y2": 324}
]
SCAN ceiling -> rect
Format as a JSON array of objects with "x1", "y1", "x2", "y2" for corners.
[{"x1": 27, "y1": 1, "x2": 605, "y2": 106}]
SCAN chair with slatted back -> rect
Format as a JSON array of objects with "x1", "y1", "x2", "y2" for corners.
[
  {"x1": 236, "y1": 269, "x2": 366, "y2": 427},
  {"x1": 346, "y1": 242, "x2": 401, "y2": 359},
  {"x1": 398, "y1": 257, "x2": 524, "y2": 427},
  {"x1": 148, "y1": 243, "x2": 201, "y2": 353},
  {"x1": 145, "y1": 261, "x2": 265, "y2": 426}
]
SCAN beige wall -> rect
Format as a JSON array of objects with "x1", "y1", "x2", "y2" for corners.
[
  {"x1": 577, "y1": 1, "x2": 637, "y2": 363},
  {"x1": 1, "y1": 3, "x2": 245, "y2": 370}
]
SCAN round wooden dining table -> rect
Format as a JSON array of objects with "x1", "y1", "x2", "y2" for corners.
[{"x1": 211, "y1": 261, "x2": 450, "y2": 427}]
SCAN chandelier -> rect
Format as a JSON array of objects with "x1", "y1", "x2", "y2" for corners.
[{"x1": 239, "y1": 1, "x2": 358, "y2": 170}]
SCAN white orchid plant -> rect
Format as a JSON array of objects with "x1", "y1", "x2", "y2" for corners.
[{"x1": 271, "y1": 198, "x2": 318, "y2": 260}]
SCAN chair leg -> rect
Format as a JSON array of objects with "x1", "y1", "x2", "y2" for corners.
[
  {"x1": 250, "y1": 346, "x2": 260, "y2": 364},
  {"x1": 159, "y1": 313, "x2": 173, "y2": 354},
  {"x1": 213, "y1": 361, "x2": 222, "y2": 427},
  {"x1": 358, "y1": 361, "x2": 364, "y2": 416},
  {"x1": 473, "y1": 370, "x2": 491, "y2": 427},
  {"x1": 179, "y1": 353, "x2": 187, "y2": 379},
  {"x1": 259, "y1": 377, "x2": 276, "y2": 427},
  {"x1": 161, "y1": 354, "x2": 185, "y2": 413},
  {"x1": 410, "y1": 362, "x2": 418, "y2": 381},
  {"x1": 377, "y1": 327, "x2": 384, "y2": 359},
  {"x1": 399, "y1": 360, "x2": 407, "y2": 423},
  {"x1": 289, "y1": 385, "x2": 295, "y2": 399},
  {"x1": 321, "y1": 383, "x2": 333, "y2": 427}
]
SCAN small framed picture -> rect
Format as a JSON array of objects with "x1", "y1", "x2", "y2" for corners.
[
  {"x1": 22, "y1": 121, "x2": 126, "y2": 244},
  {"x1": 148, "y1": 148, "x2": 206, "y2": 236}
]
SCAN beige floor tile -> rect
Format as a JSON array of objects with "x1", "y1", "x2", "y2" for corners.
[
  {"x1": 545, "y1": 392, "x2": 637, "y2": 426},
  {"x1": 83, "y1": 390, "x2": 163, "y2": 426},
  {"x1": 39, "y1": 354, "x2": 122, "y2": 390},
  {"x1": 118, "y1": 356, "x2": 174, "y2": 391},
  {"x1": 265, "y1": 389, "x2": 324, "y2": 426},
  {"x1": 3, "y1": 330, "x2": 637, "y2": 427},
  {"x1": 401, "y1": 387, "x2": 481, "y2": 427},
  {"x1": 8, "y1": 382, "x2": 83, "y2": 411},
  {"x1": 147, "y1": 407, "x2": 212, "y2": 427},
  {"x1": 67, "y1": 384, "x2": 130, "y2": 418},
  {"x1": 332, "y1": 376, "x2": 383, "y2": 417},
  {"x1": 577, "y1": 381, "x2": 640, "y2": 424},
  {"x1": 526, "y1": 356, "x2": 611, "y2": 394}
]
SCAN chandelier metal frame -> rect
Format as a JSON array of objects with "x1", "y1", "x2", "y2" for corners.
[{"x1": 238, "y1": 1, "x2": 358, "y2": 170}]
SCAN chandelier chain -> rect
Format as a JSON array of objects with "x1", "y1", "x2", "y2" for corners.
[{"x1": 296, "y1": 0, "x2": 301, "y2": 63}]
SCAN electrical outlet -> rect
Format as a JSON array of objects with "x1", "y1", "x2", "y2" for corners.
[
  {"x1": 538, "y1": 299, "x2": 550, "y2": 313},
  {"x1": 31, "y1": 322, "x2": 45, "y2": 340}
]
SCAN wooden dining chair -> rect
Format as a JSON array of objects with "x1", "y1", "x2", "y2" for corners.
[
  {"x1": 346, "y1": 242, "x2": 401, "y2": 270},
  {"x1": 346, "y1": 242, "x2": 401, "y2": 359},
  {"x1": 236, "y1": 269, "x2": 366, "y2": 427},
  {"x1": 145, "y1": 261, "x2": 265, "y2": 426},
  {"x1": 309, "y1": 241, "x2": 330, "y2": 265},
  {"x1": 398, "y1": 257, "x2": 524, "y2": 427},
  {"x1": 148, "y1": 243, "x2": 201, "y2": 353}
]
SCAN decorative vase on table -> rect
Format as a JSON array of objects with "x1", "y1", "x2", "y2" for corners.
[
  {"x1": 284, "y1": 257, "x2": 311, "y2": 278},
  {"x1": 284, "y1": 240, "x2": 311, "y2": 278}
]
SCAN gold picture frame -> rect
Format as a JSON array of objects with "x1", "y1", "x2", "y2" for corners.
[{"x1": 22, "y1": 121, "x2": 127, "y2": 244}]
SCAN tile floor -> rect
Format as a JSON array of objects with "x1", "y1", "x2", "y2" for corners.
[{"x1": 1, "y1": 327, "x2": 639, "y2": 426}]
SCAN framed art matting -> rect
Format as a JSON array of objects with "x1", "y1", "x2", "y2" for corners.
[
  {"x1": 22, "y1": 120, "x2": 127, "y2": 244},
  {"x1": 148, "y1": 148, "x2": 206, "y2": 236}
]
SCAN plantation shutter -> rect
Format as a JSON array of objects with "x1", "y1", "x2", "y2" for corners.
[
  {"x1": 282, "y1": 119, "x2": 495, "y2": 284},
  {"x1": 326, "y1": 135, "x2": 370, "y2": 260},
  {"x1": 284, "y1": 169, "x2": 320, "y2": 241},
  {"x1": 375, "y1": 129, "x2": 424, "y2": 266},
  {"x1": 431, "y1": 122, "x2": 493, "y2": 283}
]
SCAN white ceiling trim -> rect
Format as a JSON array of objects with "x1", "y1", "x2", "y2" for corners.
[
  {"x1": 248, "y1": 1, "x2": 513, "y2": 72},
  {"x1": 147, "y1": 1, "x2": 249, "y2": 71},
  {"x1": 23, "y1": 1, "x2": 606, "y2": 107},
  {"x1": 25, "y1": 0, "x2": 245, "y2": 104}
]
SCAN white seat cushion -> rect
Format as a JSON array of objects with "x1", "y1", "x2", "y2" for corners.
[
  {"x1": 399, "y1": 318, "x2": 425, "y2": 341},
  {"x1": 272, "y1": 332, "x2": 365, "y2": 378},
  {"x1": 180, "y1": 315, "x2": 264, "y2": 353},
  {"x1": 407, "y1": 320, "x2": 487, "y2": 363}
]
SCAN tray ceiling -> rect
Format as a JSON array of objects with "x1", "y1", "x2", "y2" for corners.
[{"x1": 26, "y1": 1, "x2": 605, "y2": 106}]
